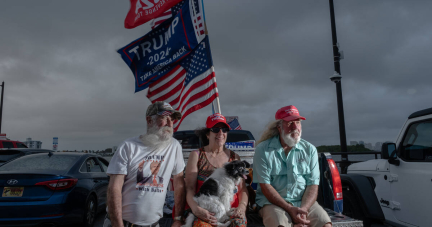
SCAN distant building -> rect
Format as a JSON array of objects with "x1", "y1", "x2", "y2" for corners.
[
  {"x1": 365, "y1": 143, "x2": 373, "y2": 150},
  {"x1": 24, "y1": 138, "x2": 42, "y2": 149},
  {"x1": 359, "y1": 141, "x2": 365, "y2": 145},
  {"x1": 350, "y1": 141, "x2": 358, "y2": 145},
  {"x1": 374, "y1": 142, "x2": 383, "y2": 151}
]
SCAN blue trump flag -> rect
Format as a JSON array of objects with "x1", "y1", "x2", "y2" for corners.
[{"x1": 117, "y1": 0, "x2": 206, "y2": 93}]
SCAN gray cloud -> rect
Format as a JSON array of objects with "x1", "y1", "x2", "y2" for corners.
[{"x1": 1, "y1": 0, "x2": 431, "y2": 150}]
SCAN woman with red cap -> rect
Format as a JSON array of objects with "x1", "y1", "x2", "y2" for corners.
[{"x1": 184, "y1": 113, "x2": 248, "y2": 227}]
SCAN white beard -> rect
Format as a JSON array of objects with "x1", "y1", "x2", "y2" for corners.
[
  {"x1": 281, "y1": 129, "x2": 302, "y2": 147},
  {"x1": 140, "y1": 124, "x2": 173, "y2": 150}
]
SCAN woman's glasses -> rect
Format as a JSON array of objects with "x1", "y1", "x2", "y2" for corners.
[{"x1": 210, "y1": 127, "x2": 230, "y2": 133}]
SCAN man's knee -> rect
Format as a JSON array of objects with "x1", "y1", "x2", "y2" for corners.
[
  {"x1": 260, "y1": 204, "x2": 292, "y2": 227},
  {"x1": 307, "y1": 202, "x2": 332, "y2": 227}
]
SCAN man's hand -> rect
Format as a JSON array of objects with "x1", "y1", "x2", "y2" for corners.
[
  {"x1": 171, "y1": 220, "x2": 182, "y2": 227},
  {"x1": 286, "y1": 206, "x2": 310, "y2": 225}
]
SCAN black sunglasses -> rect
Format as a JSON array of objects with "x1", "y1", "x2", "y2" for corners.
[{"x1": 210, "y1": 128, "x2": 230, "y2": 133}]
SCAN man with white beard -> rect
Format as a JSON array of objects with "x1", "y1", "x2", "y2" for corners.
[
  {"x1": 105, "y1": 102, "x2": 186, "y2": 227},
  {"x1": 253, "y1": 105, "x2": 331, "y2": 227}
]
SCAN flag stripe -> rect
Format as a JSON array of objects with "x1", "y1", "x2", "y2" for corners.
[
  {"x1": 176, "y1": 82, "x2": 217, "y2": 116},
  {"x1": 171, "y1": 70, "x2": 214, "y2": 109},
  {"x1": 149, "y1": 65, "x2": 183, "y2": 89},
  {"x1": 174, "y1": 72, "x2": 215, "y2": 111},
  {"x1": 148, "y1": 69, "x2": 186, "y2": 98},
  {"x1": 173, "y1": 90, "x2": 218, "y2": 130},
  {"x1": 181, "y1": 82, "x2": 217, "y2": 113},
  {"x1": 168, "y1": 68, "x2": 214, "y2": 108},
  {"x1": 152, "y1": 81, "x2": 184, "y2": 103}
]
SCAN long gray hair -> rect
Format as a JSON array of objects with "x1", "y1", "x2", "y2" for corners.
[{"x1": 256, "y1": 120, "x2": 283, "y2": 145}]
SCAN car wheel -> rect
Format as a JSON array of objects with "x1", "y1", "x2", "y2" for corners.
[
  {"x1": 342, "y1": 189, "x2": 379, "y2": 226},
  {"x1": 83, "y1": 195, "x2": 97, "y2": 227},
  {"x1": 343, "y1": 190, "x2": 364, "y2": 219}
]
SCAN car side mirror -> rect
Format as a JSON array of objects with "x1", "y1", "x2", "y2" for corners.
[
  {"x1": 381, "y1": 142, "x2": 396, "y2": 159},
  {"x1": 388, "y1": 158, "x2": 400, "y2": 166}
]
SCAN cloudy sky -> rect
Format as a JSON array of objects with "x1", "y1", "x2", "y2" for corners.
[{"x1": 1, "y1": 0, "x2": 431, "y2": 151}]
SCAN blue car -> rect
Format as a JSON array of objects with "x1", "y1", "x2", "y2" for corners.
[
  {"x1": 0, "y1": 152, "x2": 110, "y2": 227},
  {"x1": 0, "y1": 148, "x2": 52, "y2": 166}
]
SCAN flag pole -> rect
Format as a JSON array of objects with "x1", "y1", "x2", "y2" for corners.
[
  {"x1": 0, "y1": 81, "x2": 4, "y2": 134},
  {"x1": 214, "y1": 97, "x2": 221, "y2": 114},
  {"x1": 199, "y1": 0, "x2": 220, "y2": 114},
  {"x1": 211, "y1": 67, "x2": 221, "y2": 114}
]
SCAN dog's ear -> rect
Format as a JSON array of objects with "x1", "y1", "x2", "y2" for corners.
[
  {"x1": 225, "y1": 161, "x2": 238, "y2": 173},
  {"x1": 242, "y1": 160, "x2": 251, "y2": 168}
]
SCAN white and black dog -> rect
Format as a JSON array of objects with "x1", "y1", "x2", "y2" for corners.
[{"x1": 182, "y1": 160, "x2": 250, "y2": 227}]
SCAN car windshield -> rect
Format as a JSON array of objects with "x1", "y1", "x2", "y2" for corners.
[
  {"x1": 16, "y1": 143, "x2": 27, "y2": 148},
  {"x1": 0, "y1": 150, "x2": 21, "y2": 163},
  {"x1": 174, "y1": 130, "x2": 255, "y2": 149},
  {"x1": 0, "y1": 154, "x2": 79, "y2": 171},
  {"x1": 174, "y1": 132, "x2": 200, "y2": 149},
  {"x1": 226, "y1": 132, "x2": 254, "y2": 143}
]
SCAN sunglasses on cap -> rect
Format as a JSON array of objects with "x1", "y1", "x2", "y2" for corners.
[{"x1": 210, "y1": 128, "x2": 230, "y2": 133}]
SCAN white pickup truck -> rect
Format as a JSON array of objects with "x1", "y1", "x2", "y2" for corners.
[{"x1": 341, "y1": 107, "x2": 432, "y2": 227}]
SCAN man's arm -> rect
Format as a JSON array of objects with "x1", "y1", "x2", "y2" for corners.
[
  {"x1": 300, "y1": 185, "x2": 318, "y2": 211},
  {"x1": 107, "y1": 174, "x2": 125, "y2": 227},
  {"x1": 301, "y1": 144, "x2": 320, "y2": 211},
  {"x1": 172, "y1": 171, "x2": 185, "y2": 227},
  {"x1": 260, "y1": 183, "x2": 310, "y2": 225}
]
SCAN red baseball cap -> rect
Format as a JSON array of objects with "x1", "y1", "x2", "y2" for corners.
[
  {"x1": 275, "y1": 105, "x2": 306, "y2": 122},
  {"x1": 206, "y1": 113, "x2": 230, "y2": 128}
]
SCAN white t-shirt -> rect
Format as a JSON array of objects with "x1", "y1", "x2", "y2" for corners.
[{"x1": 107, "y1": 136, "x2": 185, "y2": 225}]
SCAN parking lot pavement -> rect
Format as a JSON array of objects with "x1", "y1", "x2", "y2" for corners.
[{"x1": 94, "y1": 211, "x2": 106, "y2": 227}]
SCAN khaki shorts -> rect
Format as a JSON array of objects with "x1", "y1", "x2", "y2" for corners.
[{"x1": 259, "y1": 202, "x2": 331, "y2": 227}]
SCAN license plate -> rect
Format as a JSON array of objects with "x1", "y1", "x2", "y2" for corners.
[{"x1": 2, "y1": 187, "x2": 24, "y2": 197}]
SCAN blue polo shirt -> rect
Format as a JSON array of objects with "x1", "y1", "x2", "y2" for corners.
[{"x1": 253, "y1": 135, "x2": 320, "y2": 207}]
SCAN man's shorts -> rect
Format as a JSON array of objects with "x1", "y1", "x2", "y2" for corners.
[
  {"x1": 103, "y1": 214, "x2": 160, "y2": 227},
  {"x1": 259, "y1": 202, "x2": 331, "y2": 227}
]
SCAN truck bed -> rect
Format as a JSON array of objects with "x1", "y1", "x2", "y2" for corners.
[{"x1": 159, "y1": 209, "x2": 363, "y2": 227}]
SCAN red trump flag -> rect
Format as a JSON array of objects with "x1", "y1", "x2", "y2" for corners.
[{"x1": 124, "y1": 0, "x2": 183, "y2": 29}]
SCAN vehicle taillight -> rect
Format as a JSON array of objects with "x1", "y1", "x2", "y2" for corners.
[
  {"x1": 35, "y1": 179, "x2": 78, "y2": 190},
  {"x1": 327, "y1": 159, "x2": 343, "y2": 200}
]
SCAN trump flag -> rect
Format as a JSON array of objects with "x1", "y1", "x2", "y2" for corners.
[
  {"x1": 124, "y1": 0, "x2": 183, "y2": 29},
  {"x1": 118, "y1": 0, "x2": 206, "y2": 93},
  {"x1": 119, "y1": 0, "x2": 216, "y2": 131}
]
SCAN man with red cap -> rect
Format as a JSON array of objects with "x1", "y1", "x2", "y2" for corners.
[{"x1": 253, "y1": 105, "x2": 331, "y2": 227}]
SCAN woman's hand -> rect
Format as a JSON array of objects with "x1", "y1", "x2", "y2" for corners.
[
  {"x1": 192, "y1": 206, "x2": 217, "y2": 225},
  {"x1": 231, "y1": 203, "x2": 246, "y2": 219}
]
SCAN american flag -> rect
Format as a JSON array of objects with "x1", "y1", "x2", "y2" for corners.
[
  {"x1": 228, "y1": 118, "x2": 242, "y2": 130},
  {"x1": 150, "y1": 0, "x2": 206, "y2": 38},
  {"x1": 146, "y1": 37, "x2": 218, "y2": 131},
  {"x1": 150, "y1": 1, "x2": 184, "y2": 29},
  {"x1": 190, "y1": 0, "x2": 206, "y2": 37}
]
